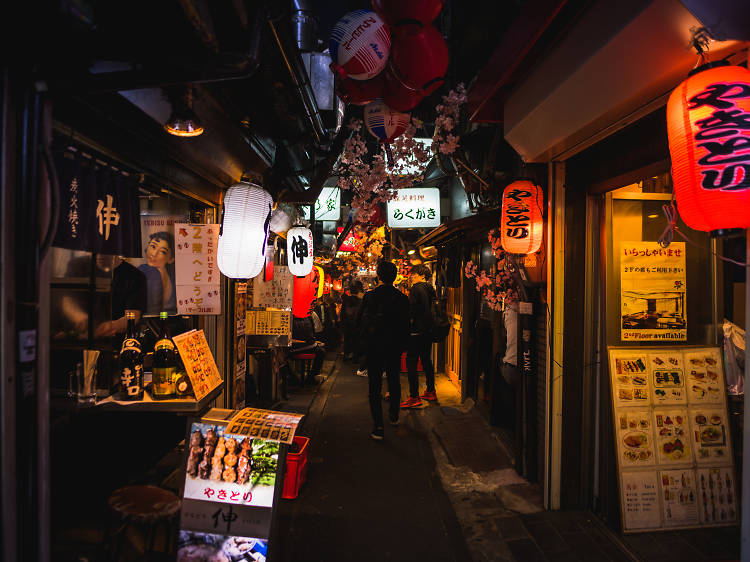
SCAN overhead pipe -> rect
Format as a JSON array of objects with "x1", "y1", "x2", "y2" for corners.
[{"x1": 267, "y1": 11, "x2": 326, "y2": 146}]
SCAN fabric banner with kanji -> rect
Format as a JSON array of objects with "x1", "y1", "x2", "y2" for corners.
[
  {"x1": 175, "y1": 223, "x2": 221, "y2": 315},
  {"x1": 620, "y1": 241, "x2": 687, "y2": 342},
  {"x1": 52, "y1": 150, "x2": 141, "y2": 257}
]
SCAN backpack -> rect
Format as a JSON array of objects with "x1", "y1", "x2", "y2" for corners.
[{"x1": 430, "y1": 298, "x2": 451, "y2": 342}]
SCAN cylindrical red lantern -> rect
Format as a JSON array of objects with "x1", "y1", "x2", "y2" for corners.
[
  {"x1": 382, "y1": 65, "x2": 426, "y2": 111},
  {"x1": 372, "y1": 0, "x2": 443, "y2": 26},
  {"x1": 501, "y1": 180, "x2": 544, "y2": 255},
  {"x1": 335, "y1": 73, "x2": 385, "y2": 106},
  {"x1": 388, "y1": 24, "x2": 448, "y2": 97},
  {"x1": 292, "y1": 267, "x2": 320, "y2": 318},
  {"x1": 667, "y1": 61, "x2": 750, "y2": 234},
  {"x1": 329, "y1": 10, "x2": 390, "y2": 81}
]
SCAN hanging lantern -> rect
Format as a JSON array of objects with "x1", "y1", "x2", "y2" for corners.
[
  {"x1": 335, "y1": 73, "x2": 385, "y2": 106},
  {"x1": 372, "y1": 0, "x2": 443, "y2": 27},
  {"x1": 332, "y1": 278, "x2": 343, "y2": 292},
  {"x1": 315, "y1": 265, "x2": 325, "y2": 299},
  {"x1": 501, "y1": 180, "x2": 544, "y2": 255},
  {"x1": 382, "y1": 65, "x2": 426, "y2": 111},
  {"x1": 287, "y1": 225, "x2": 314, "y2": 277},
  {"x1": 329, "y1": 10, "x2": 390, "y2": 81},
  {"x1": 324, "y1": 273, "x2": 332, "y2": 295},
  {"x1": 292, "y1": 267, "x2": 320, "y2": 318},
  {"x1": 217, "y1": 182, "x2": 273, "y2": 279},
  {"x1": 364, "y1": 100, "x2": 410, "y2": 143},
  {"x1": 388, "y1": 24, "x2": 448, "y2": 98},
  {"x1": 667, "y1": 61, "x2": 750, "y2": 234}
]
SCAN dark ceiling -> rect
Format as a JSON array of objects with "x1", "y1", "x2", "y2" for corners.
[{"x1": 17, "y1": 0, "x2": 529, "y2": 205}]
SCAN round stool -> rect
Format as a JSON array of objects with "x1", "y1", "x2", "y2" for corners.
[{"x1": 107, "y1": 485, "x2": 181, "y2": 561}]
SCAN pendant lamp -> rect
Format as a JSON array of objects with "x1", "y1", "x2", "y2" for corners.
[
  {"x1": 287, "y1": 225, "x2": 314, "y2": 277},
  {"x1": 501, "y1": 180, "x2": 544, "y2": 255},
  {"x1": 666, "y1": 61, "x2": 750, "y2": 235},
  {"x1": 217, "y1": 182, "x2": 273, "y2": 279}
]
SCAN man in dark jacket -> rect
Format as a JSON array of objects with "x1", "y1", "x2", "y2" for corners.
[
  {"x1": 341, "y1": 280, "x2": 364, "y2": 362},
  {"x1": 401, "y1": 264, "x2": 437, "y2": 408},
  {"x1": 357, "y1": 261, "x2": 409, "y2": 440}
]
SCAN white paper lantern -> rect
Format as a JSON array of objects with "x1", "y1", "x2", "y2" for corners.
[
  {"x1": 286, "y1": 225, "x2": 314, "y2": 277},
  {"x1": 217, "y1": 182, "x2": 273, "y2": 279}
]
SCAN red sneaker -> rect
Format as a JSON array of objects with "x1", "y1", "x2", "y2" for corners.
[
  {"x1": 420, "y1": 390, "x2": 437, "y2": 401},
  {"x1": 400, "y1": 397, "x2": 422, "y2": 409}
]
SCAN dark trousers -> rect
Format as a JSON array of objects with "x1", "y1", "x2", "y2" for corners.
[
  {"x1": 367, "y1": 351, "x2": 402, "y2": 429},
  {"x1": 406, "y1": 334, "x2": 435, "y2": 397}
]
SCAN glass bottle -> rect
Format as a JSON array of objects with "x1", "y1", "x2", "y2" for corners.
[
  {"x1": 172, "y1": 356, "x2": 193, "y2": 398},
  {"x1": 152, "y1": 312, "x2": 177, "y2": 399},
  {"x1": 118, "y1": 311, "x2": 144, "y2": 400}
]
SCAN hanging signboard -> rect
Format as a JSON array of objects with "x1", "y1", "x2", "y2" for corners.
[
  {"x1": 620, "y1": 241, "x2": 687, "y2": 342},
  {"x1": 234, "y1": 283, "x2": 247, "y2": 408},
  {"x1": 386, "y1": 188, "x2": 441, "y2": 229},
  {"x1": 175, "y1": 223, "x2": 221, "y2": 314},
  {"x1": 301, "y1": 186, "x2": 341, "y2": 221},
  {"x1": 252, "y1": 265, "x2": 293, "y2": 309},
  {"x1": 608, "y1": 346, "x2": 736, "y2": 533}
]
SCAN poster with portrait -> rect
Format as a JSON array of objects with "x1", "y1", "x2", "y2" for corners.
[
  {"x1": 127, "y1": 214, "x2": 188, "y2": 316},
  {"x1": 620, "y1": 242, "x2": 686, "y2": 342}
]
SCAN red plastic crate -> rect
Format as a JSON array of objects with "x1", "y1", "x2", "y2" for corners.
[{"x1": 282, "y1": 436, "x2": 309, "y2": 499}]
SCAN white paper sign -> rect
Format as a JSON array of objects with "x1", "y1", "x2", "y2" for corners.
[
  {"x1": 621, "y1": 471, "x2": 660, "y2": 530},
  {"x1": 301, "y1": 186, "x2": 341, "y2": 221},
  {"x1": 175, "y1": 223, "x2": 221, "y2": 314},
  {"x1": 386, "y1": 188, "x2": 441, "y2": 229}
]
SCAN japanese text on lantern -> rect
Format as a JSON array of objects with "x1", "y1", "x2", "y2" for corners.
[
  {"x1": 503, "y1": 188, "x2": 532, "y2": 240},
  {"x1": 175, "y1": 223, "x2": 221, "y2": 314},
  {"x1": 689, "y1": 82, "x2": 750, "y2": 191}
]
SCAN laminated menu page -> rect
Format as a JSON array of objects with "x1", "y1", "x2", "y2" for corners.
[
  {"x1": 684, "y1": 350, "x2": 724, "y2": 405},
  {"x1": 696, "y1": 467, "x2": 737, "y2": 524},
  {"x1": 621, "y1": 471, "x2": 661, "y2": 531},
  {"x1": 689, "y1": 408, "x2": 732, "y2": 465},
  {"x1": 172, "y1": 329, "x2": 223, "y2": 401},
  {"x1": 659, "y1": 469, "x2": 699, "y2": 527},
  {"x1": 653, "y1": 408, "x2": 691, "y2": 465},
  {"x1": 615, "y1": 409, "x2": 655, "y2": 467},
  {"x1": 648, "y1": 352, "x2": 686, "y2": 404},
  {"x1": 612, "y1": 354, "x2": 651, "y2": 407}
]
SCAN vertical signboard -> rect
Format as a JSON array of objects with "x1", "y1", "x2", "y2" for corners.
[{"x1": 175, "y1": 223, "x2": 221, "y2": 314}]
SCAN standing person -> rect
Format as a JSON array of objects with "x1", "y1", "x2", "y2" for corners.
[
  {"x1": 357, "y1": 261, "x2": 409, "y2": 440},
  {"x1": 341, "y1": 280, "x2": 364, "y2": 362},
  {"x1": 500, "y1": 302, "x2": 520, "y2": 430},
  {"x1": 401, "y1": 264, "x2": 438, "y2": 408}
]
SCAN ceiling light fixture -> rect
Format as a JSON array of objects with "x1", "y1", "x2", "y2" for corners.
[{"x1": 164, "y1": 85, "x2": 204, "y2": 138}]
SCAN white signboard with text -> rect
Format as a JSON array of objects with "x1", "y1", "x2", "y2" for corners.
[
  {"x1": 301, "y1": 186, "x2": 341, "y2": 221},
  {"x1": 386, "y1": 188, "x2": 441, "y2": 229},
  {"x1": 175, "y1": 223, "x2": 221, "y2": 314}
]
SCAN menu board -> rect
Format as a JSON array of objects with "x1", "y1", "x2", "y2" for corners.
[
  {"x1": 173, "y1": 329, "x2": 224, "y2": 401},
  {"x1": 608, "y1": 346, "x2": 735, "y2": 533},
  {"x1": 246, "y1": 310, "x2": 291, "y2": 337},
  {"x1": 252, "y1": 265, "x2": 293, "y2": 309},
  {"x1": 175, "y1": 223, "x2": 221, "y2": 315},
  {"x1": 225, "y1": 407, "x2": 303, "y2": 445}
]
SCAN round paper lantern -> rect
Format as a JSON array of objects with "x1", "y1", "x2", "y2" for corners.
[
  {"x1": 372, "y1": 0, "x2": 443, "y2": 26},
  {"x1": 217, "y1": 182, "x2": 273, "y2": 279},
  {"x1": 329, "y1": 10, "x2": 390, "y2": 81},
  {"x1": 667, "y1": 61, "x2": 750, "y2": 234},
  {"x1": 501, "y1": 180, "x2": 544, "y2": 255},
  {"x1": 382, "y1": 65, "x2": 426, "y2": 111},
  {"x1": 315, "y1": 265, "x2": 325, "y2": 299},
  {"x1": 292, "y1": 267, "x2": 320, "y2": 318},
  {"x1": 335, "y1": 73, "x2": 385, "y2": 106},
  {"x1": 364, "y1": 100, "x2": 410, "y2": 143},
  {"x1": 388, "y1": 24, "x2": 448, "y2": 97},
  {"x1": 287, "y1": 225, "x2": 314, "y2": 277}
]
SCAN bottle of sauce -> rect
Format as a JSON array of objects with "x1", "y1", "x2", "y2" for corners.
[
  {"x1": 152, "y1": 312, "x2": 177, "y2": 399},
  {"x1": 172, "y1": 356, "x2": 193, "y2": 399},
  {"x1": 118, "y1": 311, "x2": 143, "y2": 400}
]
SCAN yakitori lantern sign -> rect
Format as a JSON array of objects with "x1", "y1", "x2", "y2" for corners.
[
  {"x1": 329, "y1": 10, "x2": 390, "y2": 81},
  {"x1": 501, "y1": 180, "x2": 543, "y2": 255},
  {"x1": 292, "y1": 267, "x2": 320, "y2": 318},
  {"x1": 667, "y1": 62, "x2": 750, "y2": 234},
  {"x1": 217, "y1": 182, "x2": 273, "y2": 279},
  {"x1": 287, "y1": 226, "x2": 314, "y2": 277}
]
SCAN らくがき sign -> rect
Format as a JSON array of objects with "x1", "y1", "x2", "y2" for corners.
[{"x1": 386, "y1": 188, "x2": 440, "y2": 229}]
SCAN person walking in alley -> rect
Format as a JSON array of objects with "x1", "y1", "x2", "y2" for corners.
[
  {"x1": 341, "y1": 280, "x2": 364, "y2": 364},
  {"x1": 357, "y1": 261, "x2": 409, "y2": 440},
  {"x1": 401, "y1": 264, "x2": 438, "y2": 408}
]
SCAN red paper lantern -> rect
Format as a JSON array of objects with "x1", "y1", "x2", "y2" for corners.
[
  {"x1": 335, "y1": 73, "x2": 385, "y2": 106},
  {"x1": 324, "y1": 274, "x2": 332, "y2": 295},
  {"x1": 332, "y1": 278, "x2": 343, "y2": 292},
  {"x1": 292, "y1": 267, "x2": 320, "y2": 318},
  {"x1": 372, "y1": 0, "x2": 443, "y2": 26},
  {"x1": 382, "y1": 65, "x2": 426, "y2": 111},
  {"x1": 388, "y1": 24, "x2": 448, "y2": 97},
  {"x1": 667, "y1": 61, "x2": 750, "y2": 234},
  {"x1": 501, "y1": 180, "x2": 544, "y2": 255}
]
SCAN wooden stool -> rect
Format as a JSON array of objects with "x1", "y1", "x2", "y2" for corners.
[{"x1": 106, "y1": 485, "x2": 181, "y2": 561}]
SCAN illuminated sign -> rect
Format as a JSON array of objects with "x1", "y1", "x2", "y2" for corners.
[
  {"x1": 302, "y1": 186, "x2": 341, "y2": 221},
  {"x1": 386, "y1": 188, "x2": 441, "y2": 229}
]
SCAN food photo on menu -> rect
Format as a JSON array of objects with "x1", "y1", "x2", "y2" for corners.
[
  {"x1": 617, "y1": 409, "x2": 655, "y2": 466},
  {"x1": 178, "y1": 531, "x2": 268, "y2": 562},
  {"x1": 184, "y1": 423, "x2": 279, "y2": 507},
  {"x1": 649, "y1": 352, "x2": 686, "y2": 403},
  {"x1": 614, "y1": 356, "x2": 651, "y2": 404},
  {"x1": 690, "y1": 409, "x2": 731, "y2": 464},
  {"x1": 685, "y1": 351, "x2": 724, "y2": 405},
  {"x1": 653, "y1": 409, "x2": 691, "y2": 464}
]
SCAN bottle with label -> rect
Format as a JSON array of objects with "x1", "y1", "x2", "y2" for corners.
[
  {"x1": 173, "y1": 356, "x2": 193, "y2": 398},
  {"x1": 118, "y1": 311, "x2": 144, "y2": 400},
  {"x1": 152, "y1": 312, "x2": 177, "y2": 399}
]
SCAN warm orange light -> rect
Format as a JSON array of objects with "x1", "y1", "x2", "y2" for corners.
[
  {"x1": 667, "y1": 62, "x2": 750, "y2": 233},
  {"x1": 315, "y1": 265, "x2": 324, "y2": 299},
  {"x1": 501, "y1": 180, "x2": 544, "y2": 254}
]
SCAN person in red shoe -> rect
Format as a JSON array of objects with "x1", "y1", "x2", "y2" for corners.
[
  {"x1": 401, "y1": 265, "x2": 438, "y2": 408},
  {"x1": 357, "y1": 261, "x2": 410, "y2": 439}
]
